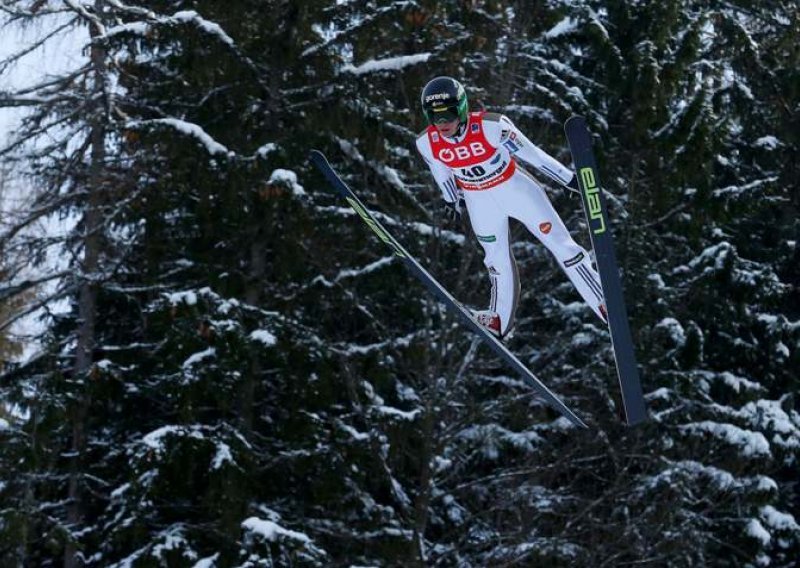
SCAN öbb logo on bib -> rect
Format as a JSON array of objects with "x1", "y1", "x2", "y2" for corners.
[{"x1": 438, "y1": 142, "x2": 488, "y2": 163}]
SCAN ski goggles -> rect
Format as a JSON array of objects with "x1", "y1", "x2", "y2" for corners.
[{"x1": 427, "y1": 104, "x2": 460, "y2": 125}]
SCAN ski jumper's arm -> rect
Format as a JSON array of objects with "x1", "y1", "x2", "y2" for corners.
[
  {"x1": 415, "y1": 131, "x2": 461, "y2": 204},
  {"x1": 483, "y1": 114, "x2": 576, "y2": 187}
]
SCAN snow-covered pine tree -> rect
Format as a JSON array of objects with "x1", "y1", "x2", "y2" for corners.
[
  {"x1": 38, "y1": 0, "x2": 451, "y2": 564},
  {"x1": 53, "y1": 2, "x2": 329, "y2": 565},
  {"x1": 2, "y1": 1, "x2": 797, "y2": 566},
  {"x1": 527, "y1": 1, "x2": 800, "y2": 565},
  {"x1": 0, "y1": 1, "x2": 138, "y2": 564}
]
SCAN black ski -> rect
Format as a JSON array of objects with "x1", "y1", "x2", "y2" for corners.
[
  {"x1": 564, "y1": 116, "x2": 648, "y2": 425},
  {"x1": 310, "y1": 150, "x2": 587, "y2": 429}
]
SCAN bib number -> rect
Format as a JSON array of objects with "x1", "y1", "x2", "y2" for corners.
[{"x1": 459, "y1": 165, "x2": 486, "y2": 179}]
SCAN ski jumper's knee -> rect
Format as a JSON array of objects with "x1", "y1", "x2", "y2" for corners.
[{"x1": 480, "y1": 240, "x2": 509, "y2": 270}]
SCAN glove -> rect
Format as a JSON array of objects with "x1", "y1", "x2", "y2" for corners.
[
  {"x1": 564, "y1": 173, "x2": 581, "y2": 194},
  {"x1": 443, "y1": 197, "x2": 465, "y2": 222}
]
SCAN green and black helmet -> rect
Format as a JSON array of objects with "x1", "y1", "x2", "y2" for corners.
[{"x1": 421, "y1": 76, "x2": 468, "y2": 126}]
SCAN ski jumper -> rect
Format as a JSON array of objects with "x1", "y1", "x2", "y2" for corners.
[{"x1": 415, "y1": 111, "x2": 605, "y2": 334}]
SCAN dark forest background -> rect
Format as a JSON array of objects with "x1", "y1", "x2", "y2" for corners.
[{"x1": 0, "y1": 1, "x2": 798, "y2": 566}]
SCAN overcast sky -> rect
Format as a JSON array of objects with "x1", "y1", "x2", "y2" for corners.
[
  {"x1": 1, "y1": 12, "x2": 86, "y2": 362},
  {"x1": 1, "y1": 11, "x2": 86, "y2": 153}
]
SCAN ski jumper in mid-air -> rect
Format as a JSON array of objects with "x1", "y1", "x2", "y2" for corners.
[{"x1": 415, "y1": 76, "x2": 607, "y2": 338}]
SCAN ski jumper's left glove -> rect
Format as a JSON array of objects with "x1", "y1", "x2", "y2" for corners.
[{"x1": 443, "y1": 196, "x2": 465, "y2": 222}]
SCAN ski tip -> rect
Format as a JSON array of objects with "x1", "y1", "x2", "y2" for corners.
[
  {"x1": 564, "y1": 115, "x2": 587, "y2": 129},
  {"x1": 309, "y1": 149, "x2": 328, "y2": 167}
]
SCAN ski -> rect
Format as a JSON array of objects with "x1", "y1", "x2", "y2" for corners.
[
  {"x1": 310, "y1": 150, "x2": 588, "y2": 429},
  {"x1": 564, "y1": 116, "x2": 648, "y2": 426}
]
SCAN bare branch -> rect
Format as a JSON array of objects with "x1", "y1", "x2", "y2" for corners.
[
  {"x1": 0, "y1": 16, "x2": 79, "y2": 75},
  {"x1": 0, "y1": 0, "x2": 72, "y2": 19},
  {"x1": 0, "y1": 106, "x2": 90, "y2": 158},
  {"x1": 2, "y1": 63, "x2": 91, "y2": 101},
  {"x1": 0, "y1": 270, "x2": 71, "y2": 302},
  {"x1": 0, "y1": 282, "x2": 76, "y2": 334}
]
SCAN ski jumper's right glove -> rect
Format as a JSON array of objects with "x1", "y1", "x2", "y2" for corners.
[{"x1": 443, "y1": 196, "x2": 465, "y2": 222}]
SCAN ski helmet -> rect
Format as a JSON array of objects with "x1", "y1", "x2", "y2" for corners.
[{"x1": 421, "y1": 76, "x2": 468, "y2": 126}]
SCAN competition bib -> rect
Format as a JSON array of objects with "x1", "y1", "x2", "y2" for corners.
[{"x1": 427, "y1": 111, "x2": 516, "y2": 191}]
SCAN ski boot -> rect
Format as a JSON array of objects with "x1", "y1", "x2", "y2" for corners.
[{"x1": 470, "y1": 309, "x2": 503, "y2": 339}]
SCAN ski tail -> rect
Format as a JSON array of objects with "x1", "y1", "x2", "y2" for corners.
[{"x1": 564, "y1": 117, "x2": 648, "y2": 426}]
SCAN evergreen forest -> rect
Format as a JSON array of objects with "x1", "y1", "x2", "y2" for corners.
[{"x1": 0, "y1": 1, "x2": 798, "y2": 566}]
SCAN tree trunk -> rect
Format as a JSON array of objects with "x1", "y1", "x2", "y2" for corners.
[
  {"x1": 64, "y1": 3, "x2": 107, "y2": 566},
  {"x1": 411, "y1": 396, "x2": 437, "y2": 566},
  {"x1": 240, "y1": 235, "x2": 266, "y2": 432}
]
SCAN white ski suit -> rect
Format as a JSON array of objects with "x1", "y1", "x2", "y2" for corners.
[{"x1": 415, "y1": 111, "x2": 606, "y2": 335}]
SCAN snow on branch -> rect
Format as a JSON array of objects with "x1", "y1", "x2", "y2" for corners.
[
  {"x1": 249, "y1": 329, "x2": 276, "y2": 347},
  {"x1": 122, "y1": 118, "x2": 277, "y2": 162},
  {"x1": 686, "y1": 241, "x2": 734, "y2": 271},
  {"x1": 242, "y1": 517, "x2": 327, "y2": 558},
  {"x1": 745, "y1": 518, "x2": 771, "y2": 545},
  {"x1": 182, "y1": 347, "x2": 216, "y2": 370},
  {"x1": 126, "y1": 118, "x2": 233, "y2": 157},
  {"x1": 242, "y1": 518, "x2": 312, "y2": 545},
  {"x1": 644, "y1": 459, "x2": 736, "y2": 492},
  {"x1": 142, "y1": 424, "x2": 206, "y2": 452},
  {"x1": 311, "y1": 256, "x2": 396, "y2": 288},
  {"x1": 329, "y1": 330, "x2": 421, "y2": 357},
  {"x1": 103, "y1": 10, "x2": 234, "y2": 47},
  {"x1": 407, "y1": 220, "x2": 466, "y2": 245},
  {"x1": 681, "y1": 421, "x2": 771, "y2": 458},
  {"x1": 760, "y1": 505, "x2": 800, "y2": 532},
  {"x1": 373, "y1": 405, "x2": 420, "y2": 422},
  {"x1": 101, "y1": 5, "x2": 276, "y2": 99},
  {"x1": 268, "y1": 169, "x2": 306, "y2": 197},
  {"x1": 103, "y1": 0, "x2": 156, "y2": 19},
  {"x1": 735, "y1": 399, "x2": 800, "y2": 458},
  {"x1": 139, "y1": 423, "x2": 248, "y2": 474},
  {"x1": 544, "y1": 16, "x2": 578, "y2": 38},
  {"x1": 712, "y1": 176, "x2": 779, "y2": 199},
  {"x1": 170, "y1": 10, "x2": 234, "y2": 46},
  {"x1": 342, "y1": 52, "x2": 431, "y2": 75}
]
